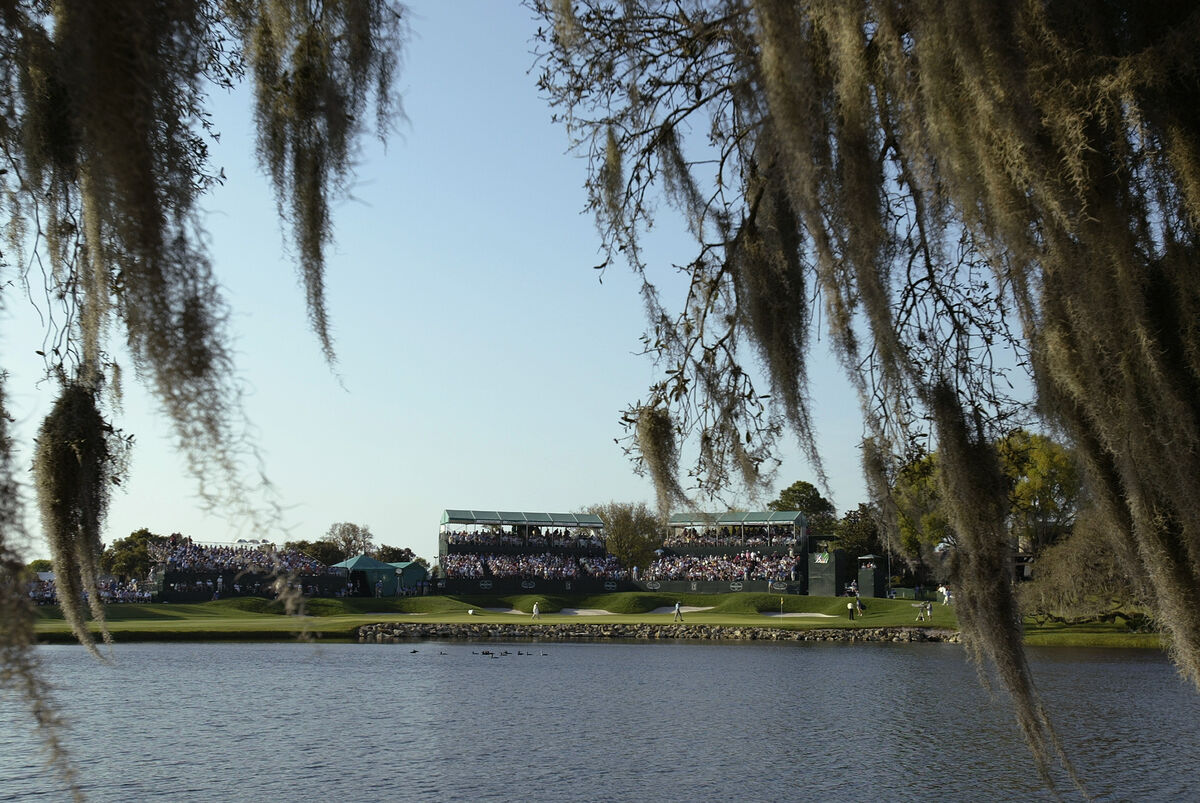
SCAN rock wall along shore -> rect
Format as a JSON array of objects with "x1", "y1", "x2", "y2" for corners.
[{"x1": 357, "y1": 622, "x2": 959, "y2": 644}]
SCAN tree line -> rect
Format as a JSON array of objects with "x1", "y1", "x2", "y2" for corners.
[{"x1": 25, "y1": 521, "x2": 430, "y2": 583}]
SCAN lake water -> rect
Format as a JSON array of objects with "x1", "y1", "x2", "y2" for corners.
[{"x1": 0, "y1": 641, "x2": 1196, "y2": 801}]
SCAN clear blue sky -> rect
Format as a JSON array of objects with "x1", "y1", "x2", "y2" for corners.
[{"x1": 9, "y1": 1, "x2": 865, "y2": 564}]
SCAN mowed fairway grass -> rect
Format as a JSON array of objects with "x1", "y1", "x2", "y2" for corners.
[{"x1": 31, "y1": 592, "x2": 1162, "y2": 648}]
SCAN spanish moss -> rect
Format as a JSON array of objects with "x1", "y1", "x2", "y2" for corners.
[
  {"x1": 0, "y1": 0, "x2": 406, "y2": 784},
  {"x1": 33, "y1": 383, "x2": 120, "y2": 655},
  {"x1": 533, "y1": 0, "x2": 1200, "y2": 787}
]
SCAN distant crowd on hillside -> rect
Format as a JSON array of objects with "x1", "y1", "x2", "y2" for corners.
[
  {"x1": 439, "y1": 551, "x2": 628, "y2": 580},
  {"x1": 643, "y1": 552, "x2": 800, "y2": 583},
  {"x1": 27, "y1": 578, "x2": 153, "y2": 605},
  {"x1": 663, "y1": 526, "x2": 801, "y2": 548},
  {"x1": 438, "y1": 545, "x2": 799, "y2": 583},
  {"x1": 149, "y1": 536, "x2": 328, "y2": 575},
  {"x1": 160, "y1": 576, "x2": 361, "y2": 599},
  {"x1": 444, "y1": 528, "x2": 606, "y2": 550}
]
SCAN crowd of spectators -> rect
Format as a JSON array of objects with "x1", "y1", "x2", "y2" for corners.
[
  {"x1": 445, "y1": 529, "x2": 524, "y2": 547},
  {"x1": 485, "y1": 553, "x2": 578, "y2": 579},
  {"x1": 161, "y1": 576, "x2": 361, "y2": 599},
  {"x1": 149, "y1": 536, "x2": 327, "y2": 575},
  {"x1": 27, "y1": 578, "x2": 152, "y2": 605},
  {"x1": 578, "y1": 555, "x2": 629, "y2": 580},
  {"x1": 663, "y1": 526, "x2": 800, "y2": 548},
  {"x1": 163, "y1": 576, "x2": 267, "y2": 596},
  {"x1": 439, "y1": 553, "x2": 485, "y2": 578},
  {"x1": 440, "y1": 551, "x2": 629, "y2": 580},
  {"x1": 445, "y1": 528, "x2": 606, "y2": 550},
  {"x1": 441, "y1": 549, "x2": 799, "y2": 582},
  {"x1": 643, "y1": 551, "x2": 799, "y2": 582}
]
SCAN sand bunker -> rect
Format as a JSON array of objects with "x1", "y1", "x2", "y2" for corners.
[
  {"x1": 366, "y1": 611, "x2": 427, "y2": 615},
  {"x1": 467, "y1": 606, "x2": 834, "y2": 618},
  {"x1": 647, "y1": 606, "x2": 714, "y2": 615},
  {"x1": 481, "y1": 607, "x2": 613, "y2": 616}
]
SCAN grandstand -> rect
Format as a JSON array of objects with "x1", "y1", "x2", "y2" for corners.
[{"x1": 435, "y1": 508, "x2": 868, "y2": 596}]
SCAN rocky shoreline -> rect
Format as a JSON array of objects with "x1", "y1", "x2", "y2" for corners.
[{"x1": 357, "y1": 622, "x2": 960, "y2": 644}]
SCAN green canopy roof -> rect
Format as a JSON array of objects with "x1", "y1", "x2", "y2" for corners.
[
  {"x1": 333, "y1": 554, "x2": 398, "y2": 571},
  {"x1": 441, "y1": 510, "x2": 605, "y2": 528},
  {"x1": 668, "y1": 511, "x2": 807, "y2": 528}
]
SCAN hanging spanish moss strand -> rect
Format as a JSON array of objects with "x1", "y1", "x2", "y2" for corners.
[
  {"x1": 636, "y1": 403, "x2": 688, "y2": 515},
  {"x1": 0, "y1": 0, "x2": 406, "y2": 792},
  {"x1": 928, "y1": 384, "x2": 1080, "y2": 791},
  {"x1": 0, "y1": 0, "x2": 406, "y2": 617},
  {"x1": 533, "y1": 0, "x2": 1200, "y2": 788},
  {"x1": 33, "y1": 384, "x2": 116, "y2": 656},
  {"x1": 235, "y1": 0, "x2": 407, "y2": 364},
  {"x1": 0, "y1": 379, "x2": 83, "y2": 802}
]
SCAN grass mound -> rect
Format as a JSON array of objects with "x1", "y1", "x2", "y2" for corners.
[{"x1": 207, "y1": 597, "x2": 277, "y2": 615}]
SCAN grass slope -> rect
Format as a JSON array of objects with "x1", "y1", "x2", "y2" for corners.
[{"x1": 30, "y1": 592, "x2": 1160, "y2": 647}]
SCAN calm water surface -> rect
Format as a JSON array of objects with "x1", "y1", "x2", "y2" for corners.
[{"x1": 0, "y1": 641, "x2": 1196, "y2": 801}]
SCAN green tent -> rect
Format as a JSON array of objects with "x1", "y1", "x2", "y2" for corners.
[
  {"x1": 333, "y1": 554, "x2": 399, "y2": 597},
  {"x1": 389, "y1": 561, "x2": 428, "y2": 592}
]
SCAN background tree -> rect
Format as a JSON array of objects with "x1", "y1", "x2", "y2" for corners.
[
  {"x1": 588, "y1": 502, "x2": 664, "y2": 573},
  {"x1": 101, "y1": 529, "x2": 168, "y2": 580},
  {"x1": 891, "y1": 453, "x2": 953, "y2": 564},
  {"x1": 376, "y1": 544, "x2": 415, "y2": 563},
  {"x1": 533, "y1": 0, "x2": 1200, "y2": 785},
  {"x1": 834, "y1": 503, "x2": 884, "y2": 562},
  {"x1": 322, "y1": 522, "x2": 375, "y2": 559},
  {"x1": 1018, "y1": 507, "x2": 1149, "y2": 627},
  {"x1": 891, "y1": 433, "x2": 1079, "y2": 571},
  {"x1": 997, "y1": 430, "x2": 1081, "y2": 556},
  {"x1": 283, "y1": 539, "x2": 346, "y2": 568},
  {"x1": 768, "y1": 480, "x2": 836, "y2": 534},
  {"x1": 25, "y1": 559, "x2": 53, "y2": 574}
]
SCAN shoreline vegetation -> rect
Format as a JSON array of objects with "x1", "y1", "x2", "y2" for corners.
[{"x1": 30, "y1": 592, "x2": 1162, "y2": 649}]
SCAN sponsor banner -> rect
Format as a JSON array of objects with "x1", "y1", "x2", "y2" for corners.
[{"x1": 439, "y1": 578, "x2": 804, "y2": 596}]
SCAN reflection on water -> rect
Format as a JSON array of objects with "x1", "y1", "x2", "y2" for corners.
[{"x1": 0, "y1": 642, "x2": 1195, "y2": 801}]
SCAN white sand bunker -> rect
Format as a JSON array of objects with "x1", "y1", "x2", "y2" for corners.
[
  {"x1": 761, "y1": 611, "x2": 836, "y2": 618},
  {"x1": 648, "y1": 606, "x2": 714, "y2": 615},
  {"x1": 480, "y1": 607, "x2": 613, "y2": 616},
  {"x1": 367, "y1": 611, "x2": 427, "y2": 615}
]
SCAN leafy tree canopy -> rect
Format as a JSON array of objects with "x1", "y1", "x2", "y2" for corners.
[
  {"x1": 893, "y1": 431, "x2": 1080, "y2": 564},
  {"x1": 283, "y1": 539, "x2": 346, "y2": 568},
  {"x1": 322, "y1": 522, "x2": 376, "y2": 559},
  {"x1": 834, "y1": 503, "x2": 885, "y2": 562},
  {"x1": 767, "y1": 480, "x2": 836, "y2": 533},
  {"x1": 376, "y1": 544, "x2": 415, "y2": 563},
  {"x1": 100, "y1": 528, "x2": 168, "y2": 579},
  {"x1": 996, "y1": 430, "x2": 1081, "y2": 555},
  {"x1": 588, "y1": 501, "x2": 664, "y2": 572}
]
